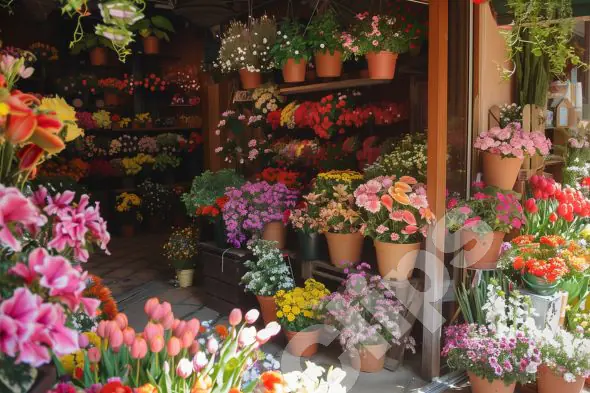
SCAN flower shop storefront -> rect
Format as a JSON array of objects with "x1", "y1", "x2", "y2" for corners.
[{"x1": 1, "y1": 0, "x2": 590, "y2": 392}]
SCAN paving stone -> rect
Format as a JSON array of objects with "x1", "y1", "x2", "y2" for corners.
[{"x1": 188, "y1": 307, "x2": 219, "y2": 322}]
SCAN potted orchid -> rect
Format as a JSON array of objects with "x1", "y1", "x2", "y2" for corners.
[
  {"x1": 319, "y1": 263, "x2": 415, "y2": 372},
  {"x1": 271, "y1": 19, "x2": 311, "y2": 83},
  {"x1": 342, "y1": 12, "x2": 410, "y2": 80},
  {"x1": 354, "y1": 175, "x2": 434, "y2": 280},
  {"x1": 307, "y1": 9, "x2": 348, "y2": 77},
  {"x1": 222, "y1": 181, "x2": 299, "y2": 248},
  {"x1": 313, "y1": 170, "x2": 364, "y2": 267},
  {"x1": 474, "y1": 122, "x2": 552, "y2": 190},
  {"x1": 446, "y1": 183, "x2": 525, "y2": 269}
]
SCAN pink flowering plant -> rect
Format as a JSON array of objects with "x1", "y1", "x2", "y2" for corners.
[
  {"x1": 0, "y1": 185, "x2": 105, "y2": 391},
  {"x1": 474, "y1": 123, "x2": 552, "y2": 159},
  {"x1": 342, "y1": 13, "x2": 410, "y2": 58},
  {"x1": 222, "y1": 181, "x2": 299, "y2": 247},
  {"x1": 446, "y1": 183, "x2": 525, "y2": 236},
  {"x1": 319, "y1": 263, "x2": 416, "y2": 352},
  {"x1": 354, "y1": 175, "x2": 434, "y2": 243}
]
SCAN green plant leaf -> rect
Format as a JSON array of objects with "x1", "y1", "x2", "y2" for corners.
[
  {"x1": 132, "y1": 19, "x2": 151, "y2": 32},
  {"x1": 151, "y1": 15, "x2": 175, "y2": 33}
]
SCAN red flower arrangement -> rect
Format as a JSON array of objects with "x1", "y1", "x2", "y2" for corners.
[
  {"x1": 257, "y1": 167, "x2": 302, "y2": 188},
  {"x1": 267, "y1": 110, "x2": 281, "y2": 130},
  {"x1": 134, "y1": 73, "x2": 168, "y2": 93},
  {"x1": 184, "y1": 131, "x2": 204, "y2": 153},
  {"x1": 88, "y1": 159, "x2": 120, "y2": 177},
  {"x1": 196, "y1": 196, "x2": 228, "y2": 221},
  {"x1": 513, "y1": 256, "x2": 569, "y2": 283}
]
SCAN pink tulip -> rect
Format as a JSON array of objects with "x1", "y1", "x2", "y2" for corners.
[
  {"x1": 181, "y1": 331, "x2": 194, "y2": 349},
  {"x1": 149, "y1": 335, "x2": 164, "y2": 353},
  {"x1": 160, "y1": 302, "x2": 172, "y2": 317},
  {"x1": 122, "y1": 327, "x2": 136, "y2": 346},
  {"x1": 192, "y1": 351, "x2": 208, "y2": 372},
  {"x1": 245, "y1": 309, "x2": 259, "y2": 324},
  {"x1": 152, "y1": 301, "x2": 172, "y2": 321},
  {"x1": 256, "y1": 329, "x2": 272, "y2": 345},
  {"x1": 97, "y1": 320, "x2": 107, "y2": 338},
  {"x1": 186, "y1": 318, "x2": 200, "y2": 334},
  {"x1": 104, "y1": 321, "x2": 119, "y2": 339},
  {"x1": 88, "y1": 347, "x2": 101, "y2": 363},
  {"x1": 172, "y1": 318, "x2": 181, "y2": 331},
  {"x1": 78, "y1": 333, "x2": 89, "y2": 348},
  {"x1": 109, "y1": 327, "x2": 123, "y2": 349},
  {"x1": 162, "y1": 313, "x2": 175, "y2": 329},
  {"x1": 189, "y1": 341, "x2": 200, "y2": 356},
  {"x1": 144, "y1": 297, "x2": 160, "y2": 317},
  {"x1": 206, "y1": 338, "x2": 219, "y2": 354},
  {"x1": 265, "y1": 321, "x2": 281, "y2": 337},
  {"x1": 131, "y1": 337, "x2": 148, "y2": 359},
  {"x1": 167, "y1": 337, "x2": 181, "y2": 357},
  {"x1": 144, "y1": 322, "x2": 164, "y2": 342},
  {"x1": 173, "y1": 320, "x2": 187, "y2": 338},
  {"x1": 229, "y1": 309, "x2": 242, "y2": 326},
  {"x1": 176, "y1": 358, "x2": 193, "y2": 379},
  {"x1": 238, "y1": 327, "x2": 256, "y2": 347},
  {"x1": 114, "y1": 313, "x2": 128, "y2": 330}
]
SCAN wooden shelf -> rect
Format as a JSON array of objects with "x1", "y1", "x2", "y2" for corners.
[
  {"x1": 86, "y1": 126, "x2": 200, "y2": 133},
  {"x1": 279, "y1": 78, "x2": 391, "y2": 95}
]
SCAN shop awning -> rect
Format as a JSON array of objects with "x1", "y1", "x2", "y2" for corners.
[{"x1": 491, "y1": 0, "x2": 590, "y2": 25}]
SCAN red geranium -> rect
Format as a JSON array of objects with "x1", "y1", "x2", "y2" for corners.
[
  {"x1": 267, "y1": 110, "x2": 281, "y2": 130},
  {"x1": 100, "y1": 381, "x2": 133, "y2": 393}
]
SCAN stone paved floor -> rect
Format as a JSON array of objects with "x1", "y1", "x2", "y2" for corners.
[{"x1": 87, "y1": 233, "x2": 476, "y2": 392}]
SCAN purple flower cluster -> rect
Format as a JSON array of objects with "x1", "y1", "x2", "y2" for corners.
[
  {"x1": 222, "y1": 181, "x2": 299, "y2": 247},
  {"x1": 442, "y1": 324, "x2": 540, "y2": 384}
]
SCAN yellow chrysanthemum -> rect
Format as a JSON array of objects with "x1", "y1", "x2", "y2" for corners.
[
  {"x1": 84, "y1": 331, "x2": 101, "y2": 349},
  {"x1": 282, "y1": 305, "x2": 291, "y2": 313},
  {"x1": 60, "y1": 354, "x2": 75, "y2": 374},
  {"x1": 40, "y1": 96, "x2": 84, "y2": 142},
  {"x1": 291, "y1": 306, "x2": 301, "y2": 315},
  {"x1": 287, "y1": 313, "x2": 295, "y2": 322},
  {"x1": 276, "y1": 311, "x2": 284, "y2": 318}
]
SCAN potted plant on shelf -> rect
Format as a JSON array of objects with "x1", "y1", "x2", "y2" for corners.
[
  {"x1": 446, "y1": 182, "x2": 524, "y2": 269},
  {"x1": 217, "y1": 16, "x2": 277, "y2": 89},
  {"x1": 133, "y1": 112, "x2": 152, "y2": 128},
  {"x1": 354, "y1": 175, "x2": 434, "y2": 280},
  {"x1": 163, "y1": 226, "x2": 199, "y2": 287},
  {"x1": 153, "y1": 153, "x2": 181, "y2": 185},
  {"x1": 313, "y1": 170, "x2": 364, "y2": 267},
  {"x1": 115, "y1": 192, "x2": 142, "y2": 237},
  {"x1": 70, "y1": 33, "x2": 114, "y2": 66},
  {"x1": 307, "y1": 9, "x2": 348, "y2": 77},
  {"x1": 131, "y1": 15, "x2": 175, "y2": 54},
  {"x1": 275, "y1": 279, "x2": 330, "y2": 357},
  {"x1": 222, "y1": 181, "x2": 299, "y2": 248},
  {"x1": 271, "y1": 19, "x2": 311, "y2": 83},
  {"x1": 241, "y1": 239, "x2": 295, "y2": 325},
  {"x1": 320, "y1": 263, "x2": 415, "y2": 372},
  {"x1": 474, "y1": 122, "x2": 551, "y2": 190},
  {"x1": 343, "y1": 12, "x2": 410, "y2": 80},
  {"x1": 536, "y1": 328, "x2": 590, "y2": 393}
]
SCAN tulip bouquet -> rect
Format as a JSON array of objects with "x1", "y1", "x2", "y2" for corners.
[{"x1": 54, "y1": 298, "x2": 282, "y2": 393}]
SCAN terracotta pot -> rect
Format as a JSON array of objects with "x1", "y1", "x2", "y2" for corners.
[
  {"x1": 374, "y1": 241, "x2": 420, "y2": 280},
  {"x1": 468, "y1": 372, "x2": 515, "y2": 393},
  {"x1": 282, "y1": 58, "x2": 307, "y2": 83},
  {"x1": 89, "y1": 47, "x2": 107, "y2": 66},
  {"x1": 314, "y1": 50, "x2": 343, "y2": 77},
  {"x1": 538, "y1": 365, "x2": 585, "y2": 393},
  {"x1": 104, "y1": 92, "x2": 119, "y2": 106},
  {"x1": 284, "y1": 328, "x2": 320, "y2": 357},
  {"x1": 352, "y1": 343, "x2": 388, "y2": 373},
  {"x1": 121, "y1": 224, "x2": 135, "y2": 238},
  {"x1": 177, "y1": 269, "x2": 195, "y2": 288},
  {"x1": 365, "y1": 51, "x2": 399, "y2": 80},
  {"x1": 482, "y1": 152, "x2": 524, "y2": 191},
  {"x1": 143, "y1": 36, "x2": 160, "y2": 54},
  {"x1": 325, "y1": 232, "x2": 363, "y2": 268},
  {"x1": 256, "y1": 295, "x2": 277, "y2": 325},
  {"x1": 239, "y1": 69, "x2": 262, "y2": 89},
  {"x1": 461, "y1": 230, "x2": 506, "y2": 269},
  {"x1": 262, "y1": 221, "x2": 287, "y2": 249}
]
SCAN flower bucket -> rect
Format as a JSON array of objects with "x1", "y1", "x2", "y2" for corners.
[
  {"x1": 177, "y1": 269, "x2": 195, "y2": 288},
  {"x1": 89, "y1": 47, "x2": 107, "y2": 66},
  {"x1": 468, "y1": 372, "x2": 516, "y2": 393},
  {"x1": 482, "y1": 152, "x2": 524, "y2": 191},
  {"x1": 374, "y1": 241, "x2": 420, "y2": 280},
  {"x1": 522, "y1": 273, "x2": 559, "y2": 296},
  {"x1": 297, "y1": 231, "x2": 322, "y2": 261},
  {"x1": 314, "y1": 50, "x2": 343, "y2": 77},
  {"x1": 214, "y1": 218, "x2": 229, "y2": 248},
  {"x1": 366, "y1": 51, "x2": 399, "y2": 80},
  {"x1": 282, "y1": 58, "x2": 307, "y2": 83},
  {"x1": 239, "y1": 69, "x2": 262, "y2": 90},
  {"x1": 461, "y1": 230, "x2": 506, "y2": 270},
  {"x1": 143, "y1": 36, "x2": 160, "y2": 54},
  {"x1": 256, "y1": 295, "x2": 277, "y2": 325},
  {"x1": 104, "y1": 92, "x2": 119, "y2": 106},
  {"x1": 325, "y1": 232, "x2": 363, "y2": 268},
  {"x1": 350, "y1": 343, "x2": 388, "y2": 373},
  {"x1": 262, "y1": 221, "x2": 287, "y2": 249},
  {"x1": 120, "y1": 223, "x2": 135, "y2": 238},
  {"x1": 538, "y1": 365, "x2": 585, "y2": 393},
  {"x1": 284, "y1": 328, "x2": 320, "y2": 357}
]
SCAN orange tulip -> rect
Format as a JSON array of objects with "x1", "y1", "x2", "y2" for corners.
[
  {"x1": 6, "y1": 93, "x2": 37, "y2": 116},
  {"x1": 136, "y1": 384, "x2": 158, "y2": 393},
  {"x1": 5, "y1": 114, "x2": 37, "y2": 144},
  {"x1": 29, "y1": 114, "x2": 64, "y2": 154},
  {"x1": 17, "y1": 144, "x2": 43, "y2": 169}
]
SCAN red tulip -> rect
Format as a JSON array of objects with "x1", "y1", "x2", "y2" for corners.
[
  {"x1": 5, "y1": 114, "x2": 37, "y2": 144},
  {"x1": 17, "y1": 144, "x2": 44, "y2": 169},
  {"x1": 524, "y1": 198, "x2": 538, "y2": 214},
  {"x1": 549, "y1": 212, "x2": 558, "y2": 223}
]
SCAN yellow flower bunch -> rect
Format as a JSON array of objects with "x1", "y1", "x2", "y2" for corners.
[
  {"x1": 93, "y1": 110, "x2": 112, "y2": 129},
  {"x1": 59, "y1": 332, "x2": 101, "y2": 376},
  {"x1": 317, "y1": 170, "x2": 363, "y2": 184},
  {"x1": 280, "y1": 101, "x2": 299, "y2": 129},
  {"x1": 135, "y1": 112, "x2": 152, "y2": 123},
  {"x1": 275, "y1": 279, "x2": 330, "y2": 331},
  {"x1": 118, "y1": 117, "x2": 132, "y2": 128},
  {"x1": 40, "y1": 97, "x2": 84, "y2": 142},
  {"x1": 252, "y1": 84, "x2": 283, "y2": 115},
  {"x1": 116, "y1": 192, "x2": 141, "y2": 213},
  {"x1": 121, "y1": 154, "x2": 155, "y2": 175}
]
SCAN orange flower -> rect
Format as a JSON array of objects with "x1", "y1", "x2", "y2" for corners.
[
  {"x1": 84, "y1": 274, "x2": 118, "y2": 319},
  {"x1": 215, "y1": 324, "x2": 228, "y2": 339},
  {"x1": 229, "y1": 388, "x2": 242, "y2": 393},
  {"x1": 540, "y1": 235, "x2": 566, "y2": 248},
  {"x1": 136, "y1": 384, "x2": 158, "y2": 393},
  {"x1": 257, "y1": 371, "x2": 285, "y2": 393},
  {"x1": 394, "y1": 181, "x2": 412, "y2": 194},
  {"x1": 191, "y1": 375, "x2": 212, "y2": 393},
  {"x1": 512, "y1": 235, "x2": 535, "y2": 246},
  {"x1": 513, "y1": 256, "x2": 525, "y2": 270},
  {"x1": 399, "y1": 176, "x2": 417, "y2": 185}
]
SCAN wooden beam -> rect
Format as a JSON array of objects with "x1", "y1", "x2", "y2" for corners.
[
  {"x1": 203, "y1": 84, "x2": 222, "y2": 171},
  {"x1": 422, "y1": 0, "x2": 448, "y2": 380}
]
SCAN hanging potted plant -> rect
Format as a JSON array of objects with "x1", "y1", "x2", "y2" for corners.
[
  {"x1": 343, "y1": 12, "x2": 410, "y2": 80},
  {"x1": 354, "y1": 175, "x2": 433, "y2": 280},
  {"x1": 271, "y1": 19, "x2": 311, "y2": 83},
  {"x1": 70, "y1": 33, "x2": 114, "y2": 66},
  {"x1": 217, "y1": 16, "x2": 277, "y2": 89},
  {"x1": 163, "y1": 227, "x2": 199, "y2": 288},
  {"x1": 536, "y1": 328, "x2": 590, "y2": 393},
  {"x1": 446, "y1": 183, "x2": 525, "y2": 269},
  {"x1": 319, "y1": 263, "x2": 415, "y2": 372},
  {"x1": 474, "y1": 122, "x2": 552, "y2": 190},
  {"x1": 130, "y1": 15, "x2": 175, "y2": 54},
  {"x1": 115, "y1": 192, "x2": 142, "y2": 237},
  {"x1": 275, "y1": 279, "x2": 330, "y2": 357},
  {"x1": 307, "y1": 9, "x2": 348, "y2": 77},
  {"x1": 241, "y1": 239, "x2": 295, "y2": 325}
]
